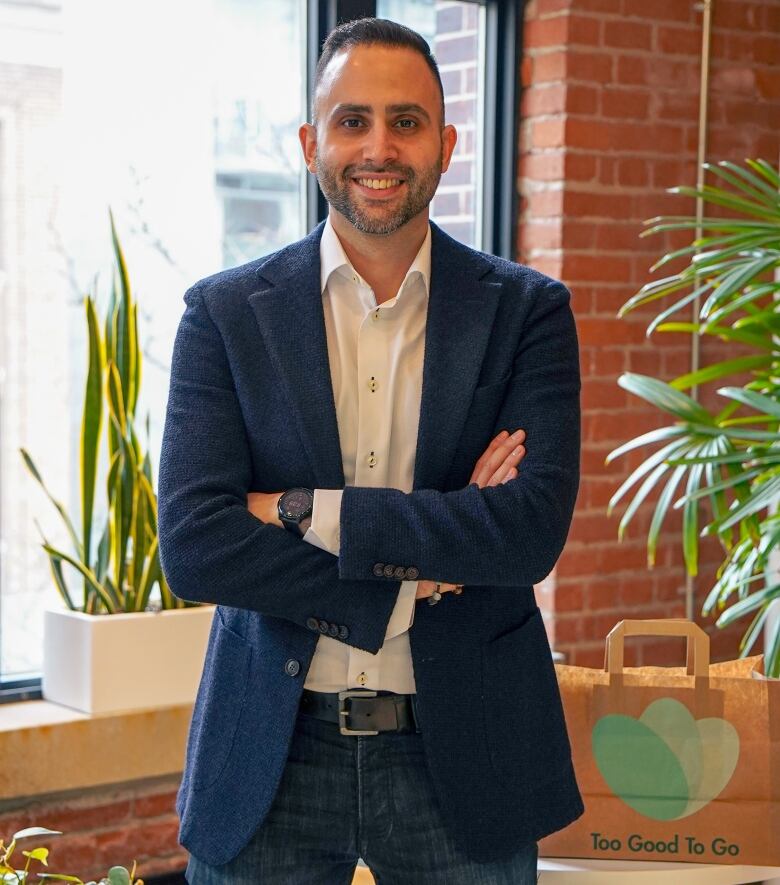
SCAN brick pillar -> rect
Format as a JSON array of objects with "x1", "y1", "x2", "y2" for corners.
[{"x1": 520, "y1": 0, "x2": 780, "y2": 667}]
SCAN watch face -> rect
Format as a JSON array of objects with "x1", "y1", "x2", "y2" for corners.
[{"x1": 280, "y1": 489, "x2": 312, "y2": 520}]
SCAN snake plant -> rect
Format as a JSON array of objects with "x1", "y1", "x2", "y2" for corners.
[
  {"x1": 607, "y1": 159, "x2": 780, "y2": 677},
  {"x1": 21, "y1": 212, "x2": 193, "y2": 614}
]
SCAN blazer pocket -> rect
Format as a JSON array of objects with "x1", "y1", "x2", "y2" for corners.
[
  {"x1": 187, "y1": 612, "x2": 253, "y2": 792},
  {"x1": 481, "y1": 607, "x2": 571, "y2": 787}
]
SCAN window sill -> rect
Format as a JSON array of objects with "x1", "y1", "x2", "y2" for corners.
[{"x1": 0, "y1": 700, "x2": 192, "y2": 800}]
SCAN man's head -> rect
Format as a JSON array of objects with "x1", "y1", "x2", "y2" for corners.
[{"x1": 299, "y1": 18, "x2": 457, "y2": 236}]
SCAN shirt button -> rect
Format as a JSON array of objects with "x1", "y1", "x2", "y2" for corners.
[
  {"x1": 371, "y1": 310, "x2": 379, "y2": 321},
  {"x1": 356, "y1": 672, "x2": 367, "y2": 686},
  {"x1": 367, "y1": 453, "x2": 378, "y2": 467},
  {"x1": 368, "y1": 377, "x2": 378, "y2": 392}
]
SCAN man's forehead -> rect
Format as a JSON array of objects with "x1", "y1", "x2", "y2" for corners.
[{"x1": 317, "y1": 44, "x2": 436, "y2": 109}]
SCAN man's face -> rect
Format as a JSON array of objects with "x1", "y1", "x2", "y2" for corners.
[{"x1": 300, "y1": 44, "x2": 457, "y2": 235}]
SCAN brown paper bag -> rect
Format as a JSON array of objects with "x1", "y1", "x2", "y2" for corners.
[{"x1": 539, "y1": 619, "x2": 780, "y2": 865}]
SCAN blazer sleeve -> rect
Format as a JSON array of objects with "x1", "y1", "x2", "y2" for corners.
[
  {"x1": 157, "y1": 284, "x2": 399, "y2": 654},
  {"x1": 337, "y1": 279, "x2": 581, "y2": 587}
]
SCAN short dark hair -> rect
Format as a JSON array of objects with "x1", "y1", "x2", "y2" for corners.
[{"x1": 312, "y1": 17, "x2": 445, "y2": 128}]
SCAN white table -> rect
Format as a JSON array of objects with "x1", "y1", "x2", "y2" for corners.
[{"x1": 539, "y1": 857, "x2": 780, "y2": 884}]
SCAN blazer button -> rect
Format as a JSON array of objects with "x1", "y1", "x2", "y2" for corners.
[
  {"x1": 383, "y1": 564, "x2": 396, "y2": 578},
  {"x1": 318, "y1": 619, "x2": 329, "y2": 634},
  {"x1": 306, "y1": 617, "x2": 319, "y2": 632},
  {"x1": 285, "y1": 659, "x2": 300, "y2": 677},
  {"x1": 373, "y1": 563, "x2": 385, "y2": 577},
  {"x1": 328, "y1": 623, "x2": 339, "y2": 637},
  {"x1": 393, "y1": 566, "x2": 407, "y2": 580},
  {"x1": 406, "y1": 567, "x2": 420, "y2": 580},
  {"x1": 338, "y1": 625, "x2": 349, "y2": 639}
]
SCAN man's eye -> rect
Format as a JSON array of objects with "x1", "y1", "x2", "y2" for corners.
[
  {"x1": 396, "y1": 119, "x2": 417, "y2": 129},
  {"x1": 342, "y1": 118, "x2": 363, "y2": 128}
]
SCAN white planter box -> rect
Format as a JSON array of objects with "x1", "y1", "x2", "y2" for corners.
[{"x1": 42, "y1": 605, "x2": 215, "y2": 714}]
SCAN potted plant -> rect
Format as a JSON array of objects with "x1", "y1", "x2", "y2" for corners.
[
  {"x1": 1, "y1": 826, "x2": 143, "y2": 884},
  {"x1": 606, "y1": 159, "x2": 780, "y2": 677},
  {"x1": 22, "y1": 212, "x2": 213, "y2": 714}
]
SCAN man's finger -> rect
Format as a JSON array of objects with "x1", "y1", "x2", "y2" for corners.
[
  {"x1": 488, "y1": 444, "x2": 525, "y2": 486},
  {"x1": 472, "y1": 429, "x2": 526, "y2": 487},
  {"x1": 469, "y1": 430, "x2": 509, "y2": 483}
]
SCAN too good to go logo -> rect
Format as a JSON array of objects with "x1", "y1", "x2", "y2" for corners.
[{"x1": 591, "y1": 697, "x2": 740, "y2": 821}]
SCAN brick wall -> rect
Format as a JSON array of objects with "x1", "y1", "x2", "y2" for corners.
[
  {"x1": 0, "y1": 777, "x2": 185, "y2": 881},
  {"x1": 520, "y1": 0, "x2": 780, "y2": 667}
]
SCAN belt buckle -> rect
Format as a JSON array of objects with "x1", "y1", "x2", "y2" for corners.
[{"x1": 338, "y1": 689, "x2": 379, "y2": 736}]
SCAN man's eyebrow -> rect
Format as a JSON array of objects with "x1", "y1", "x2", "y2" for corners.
[{"x1": 330, "y1": 103, "x2": 431, "y2": 123}]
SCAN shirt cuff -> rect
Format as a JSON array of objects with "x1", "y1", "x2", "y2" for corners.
[
  {"x1": 302, "y1": 488, "x2": 342, "y2": 556},
  {"x1": 384, "y1": 581, "x2": 417, "y2": 640}
]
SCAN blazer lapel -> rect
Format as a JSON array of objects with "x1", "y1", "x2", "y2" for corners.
[
  {"x1": 247, "y1": 222, "x2": 346, "y2": 490},
  {"x1": 247, "y1": 219, "x2": 502, "y2": 494},
  {"x1": 413, "y1": 223, "x2": 502, "y2": 491}
]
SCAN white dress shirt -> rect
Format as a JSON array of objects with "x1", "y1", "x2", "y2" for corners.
[{"x1": 299, "y1": 215, "x2": 431, "y2": 694}]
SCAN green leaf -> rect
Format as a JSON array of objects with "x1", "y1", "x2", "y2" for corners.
[
  {"x1": 707, "y1": 160, "x2": 780, "y2": 204},
  {"x1": 106, "y1": 867, "x2": 131, "y2": 885},
  {"x1": 647, "y1": 464, "x2": 688, "y2": 566},
  {"x1": 716, "y1": 386, "x2": 780, "y2": 420},
  {"x1": 42, "y1": 545, "x2": 116, "y2": 613},
  {"x1": 608, "y1": 437, "x2": 690, "y2": 512},
  {"x1": 19, "y1": 449, "x2": 82, "y2": 559},
  {"x1": 81, "y1": 296, "x2": 104, "y2": 598},
  {"x1": 669, "y1": 354, "x2": 774, "y2": 391},
  {"x1": 617, "y1": 373, "x2": 714, "y2": 423},
  {"x1": 606, "y1": 425, "x2": 686, "y2": 465},
  {"x1": 21, "y1": 847, "x2": 48, "y2": 863},
  {"x1": 12, "y1": 829, "x2": 61, "y2": 841}
]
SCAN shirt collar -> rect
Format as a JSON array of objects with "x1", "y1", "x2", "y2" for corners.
[{"x1": 320, "y1": 214, "x2": 431, "y2": 299}]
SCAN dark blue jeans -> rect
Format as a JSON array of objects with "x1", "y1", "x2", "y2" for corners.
[{"x1": 185, "y1": 709, "x2": 539, "y2": 884}]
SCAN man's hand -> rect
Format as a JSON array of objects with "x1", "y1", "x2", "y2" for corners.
[
  {"x1": 416, "y1": 428, "x2": 526, "y2": 600},
  {"x1": 247, "y1": 492, "x2": 284, "y2": 528}
]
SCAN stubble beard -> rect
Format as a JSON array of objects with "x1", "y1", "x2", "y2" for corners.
[{"x1": 314, "y1": 146, "x2": 443, "y2": 236}]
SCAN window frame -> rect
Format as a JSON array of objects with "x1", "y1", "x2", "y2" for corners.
[{"x1": 1, "y1": 0, "x2": 522, "y2": 703}]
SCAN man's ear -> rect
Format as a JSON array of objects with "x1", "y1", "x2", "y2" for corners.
[
  {"x1": 440, "y1": 124, "x2": 458, "y2": 175},
  {"x1": 298, "y1": 123, "x2": 317, "y2": 174}
]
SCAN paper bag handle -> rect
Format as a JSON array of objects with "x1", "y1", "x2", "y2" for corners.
[{"x1": 604, "y1": 619, "x2": 710, "y2": 677}]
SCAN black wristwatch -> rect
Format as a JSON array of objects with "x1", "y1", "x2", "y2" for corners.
[{"x1": 277, "y1": 488, "x2": 314, "y2": 537}]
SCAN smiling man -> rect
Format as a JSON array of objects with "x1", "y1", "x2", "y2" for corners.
[{"x1": 159, "y1": 17, "x2": 583, "y2": 885}]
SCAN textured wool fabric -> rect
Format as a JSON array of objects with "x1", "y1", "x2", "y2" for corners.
[{"x1": 158, "y1": 220, "x2": 584, "y2": 868}]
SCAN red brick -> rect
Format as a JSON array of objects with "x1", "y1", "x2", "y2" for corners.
[
  {"x1": 525, "y1": 188, "x2": 564, "y2": 218},
  {"x1": 568, "y1": 14, "x2": 601, "y2": 46},
  {"x1": 568, "y1": 511, "x2": 621, "y2": 543},
  {"x1": 623, "y1": 0, "x2": 695, "y2": 22},
  {"x1": 564, "y1": 253, "x2": 632, "y2": 283},
  {"x1": 522, "y1": 82, "x2": 567, "y2": 115},
  {"x1": 532, "y1": 117, "x2": 566, "y2": 150},
  {"x1": 566, "y1": 49, "x2": 614, "y2": 83},
  {"x1": 533, "y1": 51, "x2": 567, "y2": 83},
  {"x1": 521, "y1": 219, "x2": 562, "y2": 250},
  {"x1": 567, "y1": 645, "x2": 608, "y2": 668},
  {"x1": 520, "y1": 150, "x2": 565, "y2": 180},
  {"x1": 134, "y1": 791, "x2": 178, "y2": 819},
  {"x1": 40, "y1": 799, "x2": 132, "y2": 833},
  {"x1": 714, "y1": 1, "x2": 765, "y2": 31},
  {"x1": 603, "y1": 20, "x2": 653, "y2": 51},
  {"x1": 616, "y1": 55, "x2": 648, "y2": 86},
  {"x1": 657, "y1": 24, "x2": 702, "y2": 56},
  {"x1": 567, "y1": 83, "x2": 600, "y2": 114},
  {"x1": 525, "y1": 15, "x2": 569, "y2": 48},
  {"x1": 555, "y1": 583, "x2": 584, "y2": 611},
  {"x1": 601, "y1": 89, "x2": 651, "y2": 120},
  {"x1": 564, "y1": 153, "x2": 598, "y2": 181}
]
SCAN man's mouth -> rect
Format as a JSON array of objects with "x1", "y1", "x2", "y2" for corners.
[{"x1": 351, "y1": 176, "x2": 405, "y2": 196}]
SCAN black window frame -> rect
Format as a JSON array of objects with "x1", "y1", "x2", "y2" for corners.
[{"x1": 0, "y1": 0, "x2": 522, "y2": 704}]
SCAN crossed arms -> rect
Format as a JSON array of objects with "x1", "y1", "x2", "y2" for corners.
[{"x1": 157, "y1": 277, "x2": 580, "y2": 654}]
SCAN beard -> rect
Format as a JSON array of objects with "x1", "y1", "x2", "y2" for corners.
[{"x1": 314, "y1": 146, "x2": 443, "y2": 236}]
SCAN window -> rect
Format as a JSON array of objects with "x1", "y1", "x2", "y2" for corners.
[{"x1": 0, "y1": 0, "x2": 520, "y2": 699}]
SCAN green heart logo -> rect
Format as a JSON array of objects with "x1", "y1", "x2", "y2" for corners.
[{"x1": 591, "y1": 697, "x2": 739, "y2": 820}]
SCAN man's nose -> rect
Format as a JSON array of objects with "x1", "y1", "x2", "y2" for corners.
[{"x1": 360, "y1": 124, "x2": 399, "y2": 167}]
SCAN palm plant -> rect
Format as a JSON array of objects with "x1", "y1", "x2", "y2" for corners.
[
  {"x1": 607, "y1": 159, "x2": 780, "y2": 677},
  {"x1": 21, "y1": 211, "x2": 193, "y2": 614}
]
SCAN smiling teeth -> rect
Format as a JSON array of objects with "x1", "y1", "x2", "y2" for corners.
[{"x1": 357, "y1": 178, "x2": 402, "y2": 189}]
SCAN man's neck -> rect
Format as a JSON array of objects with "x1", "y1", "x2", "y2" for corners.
[{"x1": 329, "y1": 210, "x2": 429, "y2": 305}]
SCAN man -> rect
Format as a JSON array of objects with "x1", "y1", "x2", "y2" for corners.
[{"x1": 158, "y1": 17, "x2": 583, "y2": 885}]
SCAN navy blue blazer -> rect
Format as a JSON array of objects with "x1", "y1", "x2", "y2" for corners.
[{"x1": 158, "y1": 219, "x2": 584, "y2": 867}]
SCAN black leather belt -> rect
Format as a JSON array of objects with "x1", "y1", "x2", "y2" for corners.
[{"x1": 299, "y1": 688, "x2": 420, "y2": 736}]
